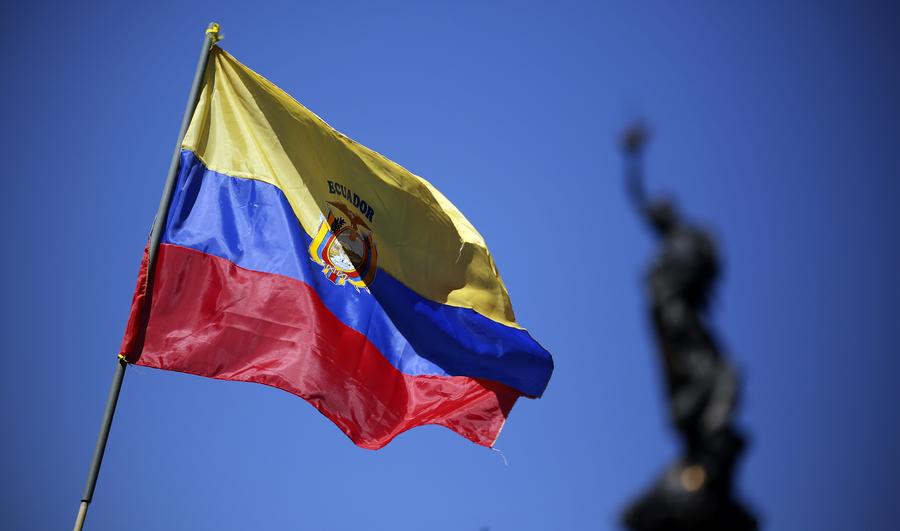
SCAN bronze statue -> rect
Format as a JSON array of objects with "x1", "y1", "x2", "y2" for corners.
[{"x1": 621, "y1": 124, "x2": 757, "y2": 530}]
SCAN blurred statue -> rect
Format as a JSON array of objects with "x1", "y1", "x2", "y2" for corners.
[{"x1": 620, "y1": 124, "x2": 757, "y2": 531}]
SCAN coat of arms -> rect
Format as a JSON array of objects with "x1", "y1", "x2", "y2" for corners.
[{"x1": 309, "y1": 201, "x2": 377, "y2": 291}]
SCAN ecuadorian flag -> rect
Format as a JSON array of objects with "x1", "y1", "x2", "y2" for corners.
[{"x1": 120, "y1": 46, "x2": 553, "y2": 449}]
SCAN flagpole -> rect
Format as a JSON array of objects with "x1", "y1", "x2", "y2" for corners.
[{"x1": 73, "y1": 22, "x2": 221, "y2": 531}]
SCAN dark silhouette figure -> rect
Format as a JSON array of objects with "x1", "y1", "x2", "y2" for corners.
[{"x1": 620, "y1": 125, "x2": 757, "y2": 531}]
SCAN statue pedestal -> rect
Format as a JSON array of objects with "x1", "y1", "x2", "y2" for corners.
[{"x1": 622, "y1": 461, "x2": 757, "y2": 531}]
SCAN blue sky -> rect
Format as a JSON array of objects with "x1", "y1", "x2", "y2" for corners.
[{"x1": 3, "y1": 1, "x2": 899, "y2": 530}]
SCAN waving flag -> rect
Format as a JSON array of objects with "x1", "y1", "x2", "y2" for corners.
[{"x1": 120, "y1": 47, "x2": 553, "y2": 449}]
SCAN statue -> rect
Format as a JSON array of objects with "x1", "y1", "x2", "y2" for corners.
[{"x1": 620, "y1": 124, "x2": 758, "y2": 531}]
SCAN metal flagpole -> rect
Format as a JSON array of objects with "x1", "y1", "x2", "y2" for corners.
[{"x1": 73, "y1": 22, "x2": 221, "y2": 531}]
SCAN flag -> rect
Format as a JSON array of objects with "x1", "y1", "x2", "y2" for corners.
[{"x1": 120, "y1": 46, "x2": 553, "y2": 449}]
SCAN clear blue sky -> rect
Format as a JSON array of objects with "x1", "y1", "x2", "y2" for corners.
[{"x1": 3, "y1": 1, "x2": 899, "y2": 530}]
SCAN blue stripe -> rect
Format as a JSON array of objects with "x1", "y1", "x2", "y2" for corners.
[{"x1": 162, "y1": 150, "x2": 553, "y2": 396}]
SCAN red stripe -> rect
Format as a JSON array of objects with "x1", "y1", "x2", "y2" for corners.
[{"x1": 121, "y1": 243, "x2": 519, "y2": 449}]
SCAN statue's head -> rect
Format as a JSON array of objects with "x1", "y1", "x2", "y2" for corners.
[{"x1": 648, "y1": 198, "x2": 678, "y2": 235}]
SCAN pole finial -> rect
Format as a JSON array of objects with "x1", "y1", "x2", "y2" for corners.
[{"x1": 206, "y1": 22, "x2": 222, "y2": 43}]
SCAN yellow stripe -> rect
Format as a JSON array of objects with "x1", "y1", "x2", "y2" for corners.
[{"x1": 183, "y1": 48, "x2": 521, "y2": 328}]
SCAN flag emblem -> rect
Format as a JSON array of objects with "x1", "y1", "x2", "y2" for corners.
[{"x1": 309, "y1": 201, "x2": 378, "y2": 290}]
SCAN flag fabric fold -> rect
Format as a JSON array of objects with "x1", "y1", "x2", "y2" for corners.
[{"x1": 121, "y1": 46, "x2": 553, "y2": 449}]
